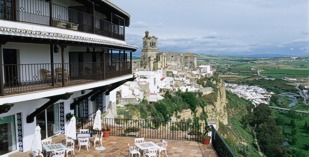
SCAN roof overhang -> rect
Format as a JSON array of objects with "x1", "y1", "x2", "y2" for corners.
[
  {"x1": 99, "y1": 0, "x2": 131, "y2": 26},
  {"x1": 75, "y1": 0, "x2": 131, "y2": 26},
  {"x1": 0, "y1": 20, "x2": 137, "y2": 51}
]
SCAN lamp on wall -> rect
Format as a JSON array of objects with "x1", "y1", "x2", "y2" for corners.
[{"x1": 54, "y1": 45, "x2": 59, "y2": 53}]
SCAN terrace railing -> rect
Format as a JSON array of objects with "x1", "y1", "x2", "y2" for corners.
[
  {"x1": 1, "y1": 0, "x2": 125, "y2": 40},
  {"x1": 1, "y1": 61, "x2": 132, "y2": 95},
  {"x1": 77, "y1": 117, "x2": 236, "y2": 156},
  {"x1": 211, "y1": 125, "x2": 236, "y2": 157}
]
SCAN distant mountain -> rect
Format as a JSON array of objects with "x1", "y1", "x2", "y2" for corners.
[
  {"x1": 133, "y1": 51, "x2": 142, "y2": 57},
  {"x1": 237, "y1": 53, "x2": 290, "y2": 58}
]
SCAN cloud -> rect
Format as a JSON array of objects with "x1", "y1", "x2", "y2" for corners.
[
  {"x1": 127, "y1": 33, "x2": 309, "y2": 56},
  {"x1": 112, "y1": 0, "x2": 308, "y2": 56},
  {"x1": 130, "y1": 21, "x2": 149, "y2": 28}
]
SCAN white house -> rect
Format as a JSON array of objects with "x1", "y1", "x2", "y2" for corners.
[
  {"x1": 0, "y1": 0, "x2": 136, "y2": 155},
  {"x1": 199, "y1": 65, "x2": 213, "y2": 76}
]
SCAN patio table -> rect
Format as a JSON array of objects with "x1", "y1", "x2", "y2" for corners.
[
  {"x1": 42, "y1": 143, "x2": 66, "y2": 156},
  {"x1": 135, "y1": 141, "x2": 159, "y2": 153},
  {"x1": 76, "y1": 133, "x2": 92, "y2": 138}
]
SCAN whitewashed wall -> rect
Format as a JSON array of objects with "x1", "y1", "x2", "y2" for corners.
[
  {"x1": 2, "y1": 42, "x2": 71, "y2": 82},
  {"x1": 0, "y1": 90, "x2": 99, "y2": 153}
]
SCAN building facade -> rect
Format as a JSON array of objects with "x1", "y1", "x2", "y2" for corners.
[
  {"x1": 0, "y1": 0, "x2": 136, "y2": 155},
  {"x1": 141, "y1": 31, "x2": 197, "y2": 71}
]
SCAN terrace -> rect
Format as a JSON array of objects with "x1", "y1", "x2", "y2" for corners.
[
  {"x1": 10, "y1": 136, "x2": 217, "y2": 157},
  {"x1": 9, "y1": 117, "x2": 234, "y2": 157}
]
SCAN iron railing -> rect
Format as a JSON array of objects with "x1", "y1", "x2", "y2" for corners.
[
  {"x1": 78, "y1": 117, "x2": 206, "y2": 141},
  {"x1": 2, "y1": 61, "x2": 132, "y2": 95},
  {"x1": 76, "y1": 117, "x2": 236, "y2": 156},
  {"x1": 1, "y1": 0, "x2": 125, "y2": 40},
  {"x1": 211, "y1": 125, "x2": 237, "y2": 157}
]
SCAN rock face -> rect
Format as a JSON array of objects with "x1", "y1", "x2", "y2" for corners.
[
  {"x1": 206, "y1": 80, "x2": 229, "y2": 128},
  {"x1": 171, "y1": 79, "x2": 229, "y2": 129}
]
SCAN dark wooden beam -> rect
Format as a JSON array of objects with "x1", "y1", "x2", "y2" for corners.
[
  {"x1": 103, "y1": 49, "x2": 106, "y2": 79},
  {"x1": 0, "y1": 103, "x2": 14, "y2": 114},
  {"x1": 26, "y1": 93, "x2": 72, "y2": 123},
  {"x1": 70, "y1": 88, "x2": 101, "y2": 110},
  {"x1": 92, "y1": 2, "x2": 96, "y2": 33},
  {"x1": 0, "y1": 44, "x2": 3, "y2": 96},
  {"x1": 92, "y1": 47, "x2": 96, "y2": 75},
  {"x1": 130, "y1": 51, "x2": 132, "y2": 71},
  {"x1": 50, "y1": 44, "x2": 55, "y2": 86},
  {"x1": 90, "y1": 85, "x2": 110, "y2": 101},
  {"x1": 49, "y1": 0, "x2": 52, "y2": 26},
  {"x1": 61, "y1": 45, "x2": 65, "y2": 86}
]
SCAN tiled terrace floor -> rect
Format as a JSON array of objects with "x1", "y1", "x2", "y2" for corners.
[{"x1": 10, "y1": 135, "x2": 217, "y2": 157}]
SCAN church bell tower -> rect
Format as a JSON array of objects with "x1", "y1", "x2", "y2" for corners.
[{"x1": 141, "y1": 31, "x2": 158, "y2": 71}]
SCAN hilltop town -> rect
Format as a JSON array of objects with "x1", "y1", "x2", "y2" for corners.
[{"x1": 104, "y1": 32, "x2": 228, "y2": 128}]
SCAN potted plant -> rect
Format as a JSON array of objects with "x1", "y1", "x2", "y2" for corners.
[
  {"x1": 201, "y1": 125, "x2": 212, "y2": 144},
  {"x1": 186, "y1": 129, "x2": 202, "y2": 140},
  {"x1": 124, "y1": 126, "x2": 140, "y2": 137},
  {"x1": 186, "y1": 117, "x2": 202, "y2": 140},
  {"x1": 102, "y1": 125, "x2": 111, "y2": 138},
  {"x1": 66, "y1": 113, "x2": 73, "y2": 121}
]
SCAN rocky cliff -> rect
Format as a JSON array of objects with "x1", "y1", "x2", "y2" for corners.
[
  {"x1": 205, "y1": 79, "x2": 228, "y2": 128},
  {"x1": 171, "y1": 78, "x2": 229, "y2": 129}
]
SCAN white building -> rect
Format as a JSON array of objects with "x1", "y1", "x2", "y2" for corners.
[
  {"x1": 135, "y1": 70, "x2": 165, "y2": 94},
  {"x1": 199, "y1": 65, "x2": 213, "y2": 76},
  {"x1": 0, "y1": 0, "x2": 136, "y2": 155}
]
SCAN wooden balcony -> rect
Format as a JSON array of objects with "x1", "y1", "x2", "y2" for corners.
[
  {"x1": 0, "y1": 0, "x2": 126, "y2": 40},
  {"x1": 1, "y1": 61, "x2": 132, "y2": 96}
]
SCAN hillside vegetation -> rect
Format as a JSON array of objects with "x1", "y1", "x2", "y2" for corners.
[{"x1": 219, "y1": 91, "x2": 261, "y2": 156}]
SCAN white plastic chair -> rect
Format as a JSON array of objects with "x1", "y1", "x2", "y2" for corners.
[
  {"x1": 78, "y1": 138, "x2": 90, "y2": 151},
  {"x1": 128, "y1": 143, "x2": 141, "y2": 157},
  {"x1": 134, "y1": 138, "x2": 144, "y2": 144},
  {"x1": 94, "y1": 132, "x2": 103, "y2": 147},
  {"x1": 79, "y1": 129, "x2": 89, "y2": 133},
  {"x1": 66, "y1": 139, "x2": 75, "y2": 157},
  {"x1": 157, "y1": 140, "x2": 168, "y2": 157},
  {"x1": 32, "y1": 149, "x2": 44, "y2": 157},
  {"x1": 41, "y1": 138, "x2": 52, "y2": 145},
  {"x1": 143, "y1": 148, "x2": 157, "y2": 157},
  {"x1": 50, "y1": 149, "x2": 65, "y2": 157},
  {"x1": 65, "y1": 136, "x2": 75, "y2": 147},
  {"x1": 41, "y1": 138, "x2": 52, "y2": 156}
]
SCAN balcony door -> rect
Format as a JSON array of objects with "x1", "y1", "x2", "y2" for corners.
[
  {"x1": 36, "y1": 103, "x2": 60, "y2": 139},
  {"x1": 0, "y1": 0, "x2": 15, "y2": 20},
  {"x1": 3, "y1": 49, "x2": 18, "y2": 86}
]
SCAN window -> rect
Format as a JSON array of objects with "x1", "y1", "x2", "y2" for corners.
[
  {"x1": 36, "y1": 103, "x2": 61, "y2": 139},
  {"x1": 0, "y1": 115, "x2": 17, "y2": 155}
]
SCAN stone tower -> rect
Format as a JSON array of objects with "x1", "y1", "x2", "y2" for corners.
[{"x1": 141, "y1": 31, "x2": 158, "y2": 71}]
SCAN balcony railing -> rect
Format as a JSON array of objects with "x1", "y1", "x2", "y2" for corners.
[
  {"x1": 76, "y1": 116, "x2": 236, "y2": 156},
  {"x1": 211, "y1": 125, "x2": 236, "y2": 157},
  {"x1": 1, "y1": 61, "x2": 132, "y2": 95},
  {"x1": 1, "y1": 0, "x2": 125, "y2": 40}
]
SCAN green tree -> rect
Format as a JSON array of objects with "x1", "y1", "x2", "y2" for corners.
[
  {"x1": 304, "y1": 121, "x2": 308, "y2": 130},
  {"x1": 287, "y1": 109, "x2": 298, "y2": 119},
  {"x1": 290, "y1": 120, "x2": 296, "y2": 128},
  {"x1": 253, "y1": 104, "x2": 272, "y2": 126}
]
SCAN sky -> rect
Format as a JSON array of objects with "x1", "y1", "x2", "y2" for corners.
[{"x1": 111, "y1": 0, "x2": 309, "y2": 56}]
